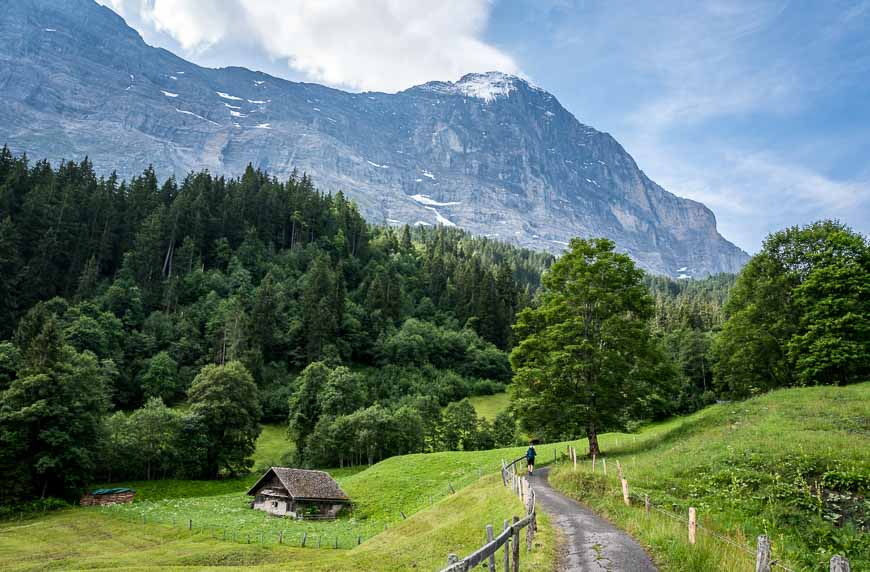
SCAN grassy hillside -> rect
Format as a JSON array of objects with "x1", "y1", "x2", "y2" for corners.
[
  {"x1": 0, "y1": 438, "x2": 563, "y2": 570},
  {"x1": 467, "y1": 392, "x2": 511, "y2": 420},
  {"x1": 548, "y1": 383, "x2": 869, "y2": 572},
  {"x1": 251, "y1": 424, "x2": 296, "y2": 472},
  {"x1": 0, "y1": 474, "x2": 554, "y2": 571},
  {"x1": 97, "y1": 442, "x2": 565, "y2": 547}
]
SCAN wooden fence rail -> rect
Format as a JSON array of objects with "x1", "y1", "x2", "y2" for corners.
[
  {"x1": 440, "y1": 456, "x2": 537, "y2": 572},
  {"x1": 567, "y1": 446, "x2": 853, "y2": 572}
]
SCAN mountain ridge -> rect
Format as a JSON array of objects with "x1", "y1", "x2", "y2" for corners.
[{"x1": 0, "y1": 0, "x2": 749, "y2": 277}]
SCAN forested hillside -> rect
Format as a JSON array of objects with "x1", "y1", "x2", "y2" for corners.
[
  {"x1": 2, "y1": 148, "x2": 866, "y2": 509},
  {"x1": 0, "y1": 148, "x2": 552, "y2": 500}
]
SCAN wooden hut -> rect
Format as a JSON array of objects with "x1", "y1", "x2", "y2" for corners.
[
  {"x1": 246, "y1": 467, "x2": 350, "y2": 519},
  {"x1": 80, "y1": 488, "x2": 136, "y2": 506}
]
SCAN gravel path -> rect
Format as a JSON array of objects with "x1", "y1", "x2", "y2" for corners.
[{"x1": 527, "y1": 467, "x2": 658, "y2": 571}]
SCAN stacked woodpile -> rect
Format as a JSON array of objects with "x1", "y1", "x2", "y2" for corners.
[{"x1": 80, "y1": 488, "x2": 135, "y2": 506}]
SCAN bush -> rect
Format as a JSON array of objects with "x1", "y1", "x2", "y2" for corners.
[
  {"x1": 0, "y1": 497, "x2": 70, "y2": 520},
  {"x1": 470, "y1": 379, "x2": 506, "y2": 396}
]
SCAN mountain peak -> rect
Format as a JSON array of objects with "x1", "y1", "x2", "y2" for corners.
[
  {"x1": 0, "y1": 6, "x2": 749, "y2": 277},
  {"x1": 412, "y1": 71, "x2": 538, "y2": 102}
]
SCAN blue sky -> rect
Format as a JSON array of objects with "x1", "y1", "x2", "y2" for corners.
[{"x1": 100, "y1": 0, "x2": 870, "y2": 252}]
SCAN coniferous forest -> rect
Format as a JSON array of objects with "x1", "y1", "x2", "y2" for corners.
[
  {"x1": 0, "y1": 149, "x2": 551, "y2": 501},
  {"x1": 1, "y1": 148, "x2": 867, "y2": 505}
]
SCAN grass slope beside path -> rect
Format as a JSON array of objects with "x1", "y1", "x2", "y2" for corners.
[
  {"x1": 548, "y1": 383, "x2": 870, "y2": 572},
  {"x1": 0, "y1": 475, "x2": 554, "y2": 571}
]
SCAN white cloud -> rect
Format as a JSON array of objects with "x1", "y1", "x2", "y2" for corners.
[
  {"x1": 98, "y1": 0, "x2": 518, "y2": 92},
  {"x1": 628, "y1": 134, "x2": 870, "y2": 251}
]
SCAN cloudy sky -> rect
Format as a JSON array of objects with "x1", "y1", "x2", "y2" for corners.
[{"x1": 99, "y1": 0, "x2": 870, "y2": 252}]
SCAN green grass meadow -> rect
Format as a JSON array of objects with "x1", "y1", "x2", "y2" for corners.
[
  {"x1": 0, "y1": 474, "x2": 554, "y2": 571},
  {"x1": 548, "y1": 383, "x2": 870, "y2": 572},
  {"x1": 0, "y1": 437, "x2": 562, "y2": 570},
  {"x1": 99, "y1": 442, "x2": 562, "y2": 547},
  {"x1": 250, "y1": 423, "x2": 296, "y2": 472},
  {"x1": 1, "y1": 384, "x2": 865, "y2": 570},
  {"x1": 466, "y1": 391, "x2": 511, "y2": 420}
]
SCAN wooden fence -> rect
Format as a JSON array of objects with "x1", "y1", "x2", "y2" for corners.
[
  {"x1": 563, "y1": 445, "x2": 854, "y2": 572},
  {"x1": 440, "y1": 456, "x2": 537, "y2": 572}
]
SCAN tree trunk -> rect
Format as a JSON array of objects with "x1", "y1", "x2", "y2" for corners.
[{"x1": 587, "y1": 424, "x2": 600, "y2": 457}]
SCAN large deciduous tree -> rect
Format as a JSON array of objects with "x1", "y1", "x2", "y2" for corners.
[
  {"x1": 187, "y1": 361, "x2": 261, "y2": 478},
  {"x1": 714, "y1": 220, "x2": 869, "y2": 395},
  {"x1": 510, "y1": 238, "x2": 674, "y2": 456}
]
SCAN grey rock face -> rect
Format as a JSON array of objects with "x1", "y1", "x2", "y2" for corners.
[{"x1": 0, "y1": 0, "x2": 749, "y2": 277}]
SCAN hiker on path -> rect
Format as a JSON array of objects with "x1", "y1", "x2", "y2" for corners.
[{"x1": 526, "y1": 442, "x2": 537, "y2": 474}]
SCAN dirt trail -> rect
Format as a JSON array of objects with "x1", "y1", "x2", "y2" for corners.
[{"x1": 528, "y1": 467, "x2": 657, "y2": 571}]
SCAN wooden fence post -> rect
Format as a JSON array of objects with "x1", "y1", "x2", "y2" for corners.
[
  {"x1": 503, "y1": 520, "x2": 510, "y2": 571},
  {"x1": 616, "y1": 459, "x2": 624, "y2": 480},
  {"x1": 755, "y1": 535, "x2": 771, "y2": 572},
  {"x1": 644, "y1": 495, "x2": 650, "y2": 514},
  {"x1": 279, "y1": 530, "x2": 283, "y2": 544},
  {"x1": 592, "y1": 454, "x2": 596, "y2": 473},
  {"x1": 688, "y1": 507, "x2": 697, "y2": 545},
  {"x1": 621, "y1": 478, "x2": 630, "y2": 506},
  {"x1": 603, "y1": 458, "x2": 607, "y2": 476},
  {"x1": 830, "y1": 555, "x2": 851, "y2": 572},
  {"x1": 572, "y1": 447, "x2": 577, "y2": 471},
  {"x1": 512, "y1": 516, "x2": 520, "y2": 572},
  {"x1": 486, "y1": 524, "x2": 495, "y2": 571},
  {"x1": 526, "y1": 511, "x2": 536, "y2": 552},
  {"x1": 188, "y1": 518, "x2": 192, "y2": 530}
]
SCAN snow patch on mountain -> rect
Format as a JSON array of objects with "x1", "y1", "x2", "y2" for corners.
[
  {"x1": 175, "y1": 108, "x2": 218, "y2": 125},
  {"x1": 216, "y1": 91, "x2": 243, "y2": 101},
  {"x1": 423, "y1": 206, "x2": 456, "y2": 226},
  {"x1": 410, "y1": 194, "x2": 460, "y2": 207}
]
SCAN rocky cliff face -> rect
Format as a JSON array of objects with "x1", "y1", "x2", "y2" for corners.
[{"x1": 0, "y1": 0, "x2": 749, "y2": 277}]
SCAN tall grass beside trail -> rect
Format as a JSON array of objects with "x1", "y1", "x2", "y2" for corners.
[
  {"x1": 548, "y1": 383, "x2": 870, "y2": 572},
  {"x1": 0, "y1": 474, "x2": 555, "y2": 571}
]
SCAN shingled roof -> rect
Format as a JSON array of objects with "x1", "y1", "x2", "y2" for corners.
[{"x1": 246, "y1": 467, "x2": 350, "y2": 502}]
